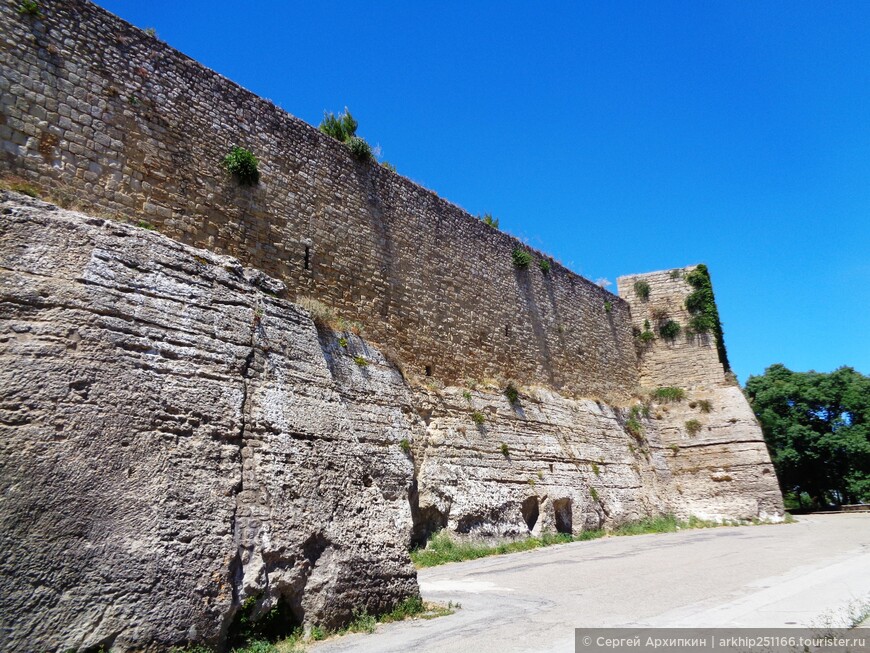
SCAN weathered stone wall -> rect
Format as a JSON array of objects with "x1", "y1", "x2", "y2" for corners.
[
  {"x1": 617, "y1": 267, "x2": 783, "y2": 521},
  {"x1": 0, "y1": 0, "x2": 638, "y2": 398},
  {"x1": 0, "y1": 193, "x2": 419, "y2": 652},
  {"x1": 617, "y1": 267, "x2": 726, "y2": 388}
]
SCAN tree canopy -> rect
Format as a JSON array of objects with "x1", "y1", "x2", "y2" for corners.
[{"x1": 745, "y1": 364, "x2": 870, "y2": 507}]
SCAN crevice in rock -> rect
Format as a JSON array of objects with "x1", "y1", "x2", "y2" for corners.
[{"x1": 409, "y1": 478, "x2": 447, "y2": 548}]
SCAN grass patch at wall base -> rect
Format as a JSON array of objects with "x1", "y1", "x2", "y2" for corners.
[{"x1": 411, "y1": 514, "x2": 791, "y2": 568}]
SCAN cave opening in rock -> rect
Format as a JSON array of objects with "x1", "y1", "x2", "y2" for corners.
[
  {"x1": 521, "y1": 496, "x2": 539, "y2": 532},
  {"x1": 553, "y1": 498, "x2": 572, "y2": 534}
]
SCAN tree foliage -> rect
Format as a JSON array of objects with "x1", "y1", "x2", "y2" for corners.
[
  {"x1": 745, "y1": 364, "x2": 870, "y2": 506},
  {"x1": 319, "y1": 107, "x2": 358, "y2": 142}
]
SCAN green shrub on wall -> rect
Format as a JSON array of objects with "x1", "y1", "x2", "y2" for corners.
[
  {"x1": 633, "y1": 279, "x2": 650, "y2": 300},
  {"x1": 684, "y1": 264, "x2": 730, "y2": 371},
  {"x1": 319, "y1": 108, "x2": 375, "y2": 162},
  {"x1": 346, "y1": 136, "x2": 372, "y2": 161},
  {"x1": 512, "y1": 249, "x2": 532, "y2": 269},
  {"x1": 223, "y1": 146, "x2": 260, "y2": 186},
  {"x1": 659, "y1": 320, "x2": 681, "y2": 341}
]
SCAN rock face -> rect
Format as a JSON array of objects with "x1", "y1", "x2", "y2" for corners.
[
  {"x1": 0, "y1": 193, "x2": 418, "y2": 652},
  {"x1": 0, "y1": 193, "x2": 783, "y2": 652}
]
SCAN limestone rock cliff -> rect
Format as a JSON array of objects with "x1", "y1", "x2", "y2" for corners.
[
  {"x1": 0, "y1": 193, "x2": 418, "y2": 652},
  {"x1": 0, "y1": 193, "x2": 783, "y2": 652}
]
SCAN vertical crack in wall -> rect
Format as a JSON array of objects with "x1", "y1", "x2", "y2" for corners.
[{"x1": 219, "y1": 308, "x2": 259, "y2": 643}]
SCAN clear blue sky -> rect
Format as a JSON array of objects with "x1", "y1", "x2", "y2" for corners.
[{"x1": 97, "y1": 0, "x2": 870, "y2": 384}]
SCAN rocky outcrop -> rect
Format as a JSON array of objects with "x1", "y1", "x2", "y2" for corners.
[
  {"x1": 0, "y1": 193, "x2": 783, "y2": 651},
  {"x1": 0, "y1": 193, "x2": 418, "y2": 652}
]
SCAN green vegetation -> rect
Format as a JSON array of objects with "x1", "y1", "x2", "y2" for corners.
[
  {"x1": 1, "y1": 177, "x2": 40, "y2": 197},
  {"x1": 637, "y1": 318, "x2": 655, "y2": 343},
  {"x1": 411, "y1": 530, "x2": 602, "y2": 567},
  {"x1": 319, "y1": 108, "x2": 375, "y2": 162},
  {"x1": 684, "y1": 419, "x2": 702, "y2": 437},
  {"x1": 539, "y1": 258, "x2": 551, "y2": 273},
  {"x1": 504, "y1": 383, "x2": 519, "y2": 404},
  {"x1": 319, "y1": 107, "x2": 358, "y2": 141},
  {"x1": 604, "y1": 301, "x2": 612, "y2": 313},
  {"x1": 670, "y1": 269, "x2": 683, "y2": 279},
  {"x1": 697, "y1": 399, "x2": 713, "y2": 413},
  {"x1": 381, "y1": 161, "x2": 396, "y2": 172},
  {"x1": 590, "y1": 487, "x2": 600, "y2": 502},
  {"x1": 659, "y1": 319, "x2": 681, "y2": 341},
  {"x1": 399, "y1": 438, "x2": 411, "y2": 454},
  {"x1": 471, "y1": 410, "x2": 486, "y2": 425},
  {"x1": 353, "y1": 355, "x2": 369, "y2": 367},
  {"x1": 633, "y1": 279, "x2": 650, "y2": 300},
  {"x1": 625, "y1": 417, "x2": 643, "y2": 439},
  {"x1": 18, "y1": 0, "x2": 41, "y2": 17},
  {"x1": 223, "y1": 146, "x2": 260, "y2": 186},
  {"x1": 511, "y1": 248, "x2": 532, "y2": 269},
  {"x1": 591, "y1": 462, "x2": 600, "y2": 476},
  {"x1": 462, "y1": 390, "x2": 472, "y2": 402},
  {"x1": 746, "y1": 364, "x2": 870, "y2": 506},
  {"x1": 346, "y1": 136, "x2": 372, "y2": 161},
  {"x1": 144, "y1": 27, "x2": 157, "y2": 38},
  {"x1": 409, "y1": 513, "x2": 782, "y2": 568},
  {"x1": 684, "y1": 264, "x2": 730, "y2": 370},
  {"x1": 651, "y1": 386, "x2": 686, "y2": 402},
  {"x1": 500, "y1": 442, "x2": 510, "y2": 457},
  {"x1": 479, "y1": 213, "x2": 499, "y2": 229},
  {"x1": 338, "y1": 337, "x2": 348, "y2": 348}
]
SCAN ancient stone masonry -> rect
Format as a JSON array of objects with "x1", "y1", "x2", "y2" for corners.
[
  {"x1": 0, "y1": 1, "x2": 786, "y2": 650},
  {"x1": 0, "y1": 0, "x2": 638, "y2": 398}
]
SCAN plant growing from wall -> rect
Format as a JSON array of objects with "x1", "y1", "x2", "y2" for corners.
[
  {"x1": 346, "y1": 136, "x2": 372, "y2": 161},
  {"x1": 659, "y1": 319, "x2": 681, "y2": 341},
  {"x1": 504, "y1": 383, "x2": 519, "y2": 404},
  {"x1": 626, "y1": 417, "x2": 643, "y2": 440},
  {"x1": 319, "y1": 107, "x2": 375, "y2": 162},
  {"x1": 479, "y1": 213, "x2": 500, "y2": 229},
  {"x1": 399, "y1": 438, "x2": 411, "y2": 454},
  {"x1": 353, "y1": 355, "x2": 369, "y2": 366},
  {"x1": 500, "y1": 442, "x2": 510, "y2": 457},
  {"x1": 18, "y1": 1, "x2": 41, "y2": 17},
  {"x1": 633, "y1": 279, "x2": 651, "y2": 300},
  {"x1": 471, "y1": 410, "x2": 486, "y2": 425},
  {"x1": 670, "y1": 269, "x2": 683, "y2": 280},
  {"x1": 651, "y1": 387, "x2": 685, "y2": 402},
  {"x1": 590, "y1": 487, "x2": 600, "y2": 502},
  {"x1": 511, "y1": 248, "x2": 532, "y2": 269},
  {"x1": 604, "y1": 301, "x2": 612, "y2": 313},
  {"x1": 539, "y1": 258, "x2": 551, "y2": 273},
  {"x1": 685, "y1": 419, "x2": 702, "y2": 437},
  {"x1": 684, "y1": 264, "x2": 730, "y2": 371},
  {"x1": 591, "y1": 462, "x2": 600, "y2": 476},
  {"x1": 697, "y1": 399, "x2": 713, "y2": 413},
  {"x1": 223, "y1": 146, "x2": 260, "y2": 186}
]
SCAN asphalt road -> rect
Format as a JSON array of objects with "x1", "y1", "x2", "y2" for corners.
[{"x1": 312, "y1": 514, "x2": 870, "y2": 653}]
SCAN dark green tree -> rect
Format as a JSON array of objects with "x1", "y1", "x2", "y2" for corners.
[{"x1": 745, "y1": 364, "x2": 870, "y2": 507}]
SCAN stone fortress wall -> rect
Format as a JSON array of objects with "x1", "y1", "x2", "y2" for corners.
[
  {"x1": 0, "y1": 2, "x2": 787, "y2": 650},
  {"x1": 1, "y1": 0, "x2": 640, "y2": 398},
  {"x1": 617, "y1": 267, "x2": 729, "y2": 389}
]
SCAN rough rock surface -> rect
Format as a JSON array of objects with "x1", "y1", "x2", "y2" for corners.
[
  {"x1": 0, "y1": 194, "x2": 782, "y2": 652},
  {"x1": 0, "y1": 193, "x2": 418, "y2": 652}
]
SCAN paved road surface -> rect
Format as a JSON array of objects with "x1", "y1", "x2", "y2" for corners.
[{"x1": 312, "y1": 514, "x2": 870, "y2": 653}]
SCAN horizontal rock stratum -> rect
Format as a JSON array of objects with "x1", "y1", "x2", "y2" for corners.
[{"x1": 0, "y1": 193, "x2": 783, "y2": 651}]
